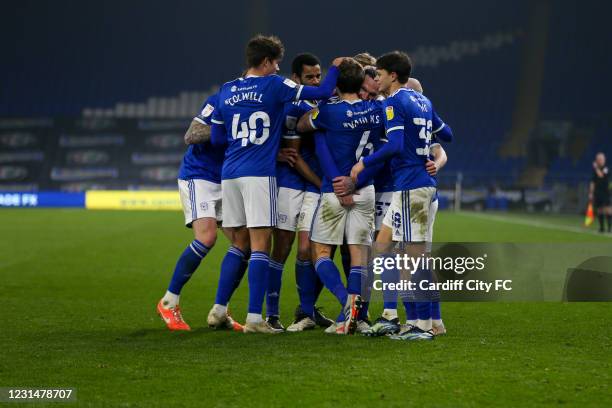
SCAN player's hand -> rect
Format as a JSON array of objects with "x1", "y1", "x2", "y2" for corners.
[
  {"x1": 593, "y1": 161, "x2": 598, "y2": 169},
  {"x1": 350, "y1": 160, "x2": 365, "y2": 181},
  {"x1": 332, "y1": 176, "x2": 355, "y2": 197},
  {"x1": 332, "y1": 57, "x2": 347, "y2": 67},
  {"x1": 426, "y1": 159, "x2": 438, "y2": 176},
  {"x1": 338, "y1": 194, "x2": 355, "y2": 208},
  {"x1": 277, "y1": 148, "x2": 298, "y2": 166}
]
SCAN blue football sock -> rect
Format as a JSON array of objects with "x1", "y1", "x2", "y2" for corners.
[
  {"x1": 167, "y1": 240, "x2": 209, "y2": 295},
  {"x1": 382, "y1": 265, "x2": 399, "y2": 310},
  {"x1": 296, "y1": 259, "x2": 317, "y2": 318},
  {"x1": 229, "y1": 255, "x2": 249, "y2": 297},
  {"x1": 215, "y1": 246, "x2": 245, "y2": 306},
  {"x1": 431, "y1": 301, "x2": 441, "y2": 320},
  {"x1": 335, "y1": 311, "x2": 344, "y2": 323},
  {"x1": 247, "y1": 251, "x2": 270, "y2": 314},
  {"x1": 403, "y1": 301, "x2": 417, "y2": 321},
  {"x1": 314, "y1": 275, "x2": 324, "y2": 302},
  {"x1": 314, "y1": 257, "x2": 348, "y2": 306},
  {"x1": 416, "y1": 302, "x2": 432, "y2": 320},
  {"x1": 266, "y1": 260, "x2": 284, "y2": 317},
  {"x1": 347, "y1": 266, "x2": 364, "y2": 295},
  {"x1": 358, "y1": 301, "x2": 369, "y2": 321}
]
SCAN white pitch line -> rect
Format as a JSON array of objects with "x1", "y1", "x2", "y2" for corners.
[{"x1": 457, "y1": 211, "x2": 612, "y2": 238}]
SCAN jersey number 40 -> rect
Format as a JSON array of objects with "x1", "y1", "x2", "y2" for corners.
[{"x1": 231, "y1": 111, "x2": 271, "y2": 146}]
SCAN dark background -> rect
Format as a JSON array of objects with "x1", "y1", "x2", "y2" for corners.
[{"x1": 0, "y1": 0, "x2": 611, "y2": 210}]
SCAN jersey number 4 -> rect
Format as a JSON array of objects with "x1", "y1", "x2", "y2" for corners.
[{"x1": 231, "y1": 111, "x2": 271, "y2": 146}]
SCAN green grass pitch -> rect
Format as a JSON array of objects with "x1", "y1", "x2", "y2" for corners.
[{"x1": 1, "y1": 209, "x2": 610, "y2": 407}]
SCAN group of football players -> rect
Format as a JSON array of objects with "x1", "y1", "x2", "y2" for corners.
[{"x1": 156, "y1": 34, "x2": 453, "y2": 341}]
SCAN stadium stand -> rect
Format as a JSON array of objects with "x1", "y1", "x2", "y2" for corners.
[{"x1": 1, "y1": 0, "x2": 609, "y2": 213}]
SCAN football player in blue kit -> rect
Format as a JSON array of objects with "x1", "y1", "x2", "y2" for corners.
[
  {"x1": 351, "y1": 51, "x2": 453, "y2": 340},
  {"x1": 266, "y1": 53, "x2": 334, "y2": 331},
  {"x1": 210, "y1": 35, "x2": 343, "y2": 333},
  {"x1": 157, "y1": 92, "x2": 244, "y2": 332},
  {"x1": 297, "y1": 58, "x2": 386, "y2": 335},
  {"x1": 366, "y1": 77, "x2": 451, "y2": 337}
]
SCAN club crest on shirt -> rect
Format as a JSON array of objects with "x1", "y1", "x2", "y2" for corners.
[
  {"x1": 346, "y1": 110, "x2": 353, "y2": 118},
  {"x1": 386, "y1": 106, "x2": 394, "y2": 120},
  {"x1": 311, "y1": 109, "x2": 319, "y2": 120}
]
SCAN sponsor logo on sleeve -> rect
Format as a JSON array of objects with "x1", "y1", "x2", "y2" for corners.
[
  {"x1": 385, "y1": 106, "x2": 394, "y2": 120},
  {"x1": 201, "y1": 104, "x2": 214, "y2": 118},
  {"x1": 283, "y1": 78, "x2": 298, "y2": 88},
  {"x1": 311, "y1": 109, "x2": 320, "y2": 120},
  {"x1": 285, "y1": 116, "x2": 297, "y2": 130}
]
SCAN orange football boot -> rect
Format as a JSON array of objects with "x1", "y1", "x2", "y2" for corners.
[
  {"x1": 226, "y1": 309, "x2": 244, "y2": 332},
  {"x1": 157, "y1": 300, "x2": 191, "y2": 331}
]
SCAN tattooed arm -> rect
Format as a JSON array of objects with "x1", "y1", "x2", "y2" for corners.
[{"x1": 184, "y1": 120, "x2": 212, "y2": 145}]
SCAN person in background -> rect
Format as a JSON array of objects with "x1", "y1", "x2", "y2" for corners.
[{"x1": 589, "y1": 152, "x2": 611, "y2": 233}]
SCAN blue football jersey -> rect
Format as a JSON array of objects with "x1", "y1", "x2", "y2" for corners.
[
  {"x1": 211, "y1": 75, "x2": 304, "y2": 180},
  {"x1": 383, "y1": 88, "x2": 445, "y2": 190},
  {"x1": 277, "y1": 100, "x2": 321, "y2": 192},
  {"x1": 178, "y1": 93, "x2": 226, "y2": 183},
  {"x1": 300, "y1": 130, "x2": 322, "y2": 193},
  {"x1": 374, "y1": 160, "x2": 394, "y2": 193},
  {"x1": 310, "y1": 99, "x2": 385, "y2": 193}
]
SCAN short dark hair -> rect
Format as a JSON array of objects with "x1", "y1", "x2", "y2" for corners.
[
  {"x1": 246, "y1": 35, "x2": 285, "y2": 68},
  {"x1": 364, "y1": 67, "x2": 378, "y2": 80},
  {"x1": 336, "y1": 58, "x2": 364, "y2": 94},
  {"x1": 376, "y1": 51, "x2": 412, "y2": 84},
  {"x1": 291, "y1": 53, "x2": 321, "y2": 77}
]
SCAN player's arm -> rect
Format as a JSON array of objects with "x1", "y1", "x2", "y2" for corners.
[
  {"x1": 354, "y1": 161, "x2": 384, "y2": 190},
  {"x1": 304, "y1": 106, "x2": 350, "y2": 194},
  {"x1": 314, "y1": 131, "x2": 341, "y2": 180},
  {"x1": 185, "y1": 96, "x2": 218, "y2": 144},
  {"x1": 351, "y1": 131, "x2": 402, "y2": 180},
  {"x1": 297, "y1": 109, "x2": 317, "y2": 133},
  {"x1": 184, "y1": 120, "x2": 211, "y2": 145},
  {"x1": 432, "y1": 110, "x2": 453, "y2": 143},
  {"x1": 277, "y1": 59, "x2": 342, "y2": 105},
  {"x1": 315, "y1": 130, "x2": 356, "y2": 201},
  {"x1": 353, "y1": 129, "x2": 385, "y2": 189},
  {"x1": 296, "y1": 58, "x2": 344, "y2": 101},
  {"x1": 589, "y1": 181, "x2": 595, "y2": 202},
  {"x1": 351, "y1": 101, "x2": 405, "y2": 180},
  {"x1": 426, "y1": 143, "x2": 448, "y2": 176}
]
